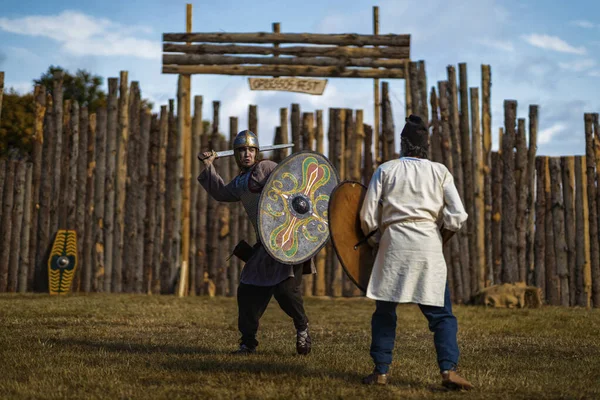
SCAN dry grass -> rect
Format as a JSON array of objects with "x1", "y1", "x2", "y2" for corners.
[{"x1": 0, "y1": 294, "x2": 598, "y2": 399}]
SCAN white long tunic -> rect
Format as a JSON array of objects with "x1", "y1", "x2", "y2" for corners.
[{"x1": 360, "y1": 157, "x2": 468, "y2": 307}]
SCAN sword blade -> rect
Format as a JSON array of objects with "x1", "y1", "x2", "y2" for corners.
[{"x1": 213, "y1": 143, "x2": 295, "y2": 158}]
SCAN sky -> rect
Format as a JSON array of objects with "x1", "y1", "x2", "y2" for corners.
[{"x1": 1, "y1": 0, "x2": 599, "y2": 156}]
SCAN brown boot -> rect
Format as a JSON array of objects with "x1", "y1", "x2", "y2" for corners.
[
  {"x1": 362, "y1": 372, "x2": 388, "y2": 385},
  {"x1": 441, "y1": 370, "x2": 474, "y2": 391}
]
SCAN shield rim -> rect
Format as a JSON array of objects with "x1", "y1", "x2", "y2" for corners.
[
  {"x1": 328, "y1": 180, "x2": 370, "y2": 292},
  {"x1": 258, "y1": 150, "x2": 340, "y2": 265}
]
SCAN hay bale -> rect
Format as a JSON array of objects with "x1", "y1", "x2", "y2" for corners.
[{"x1": 472, "y1": 282, "x2": 542, "y2": 308}]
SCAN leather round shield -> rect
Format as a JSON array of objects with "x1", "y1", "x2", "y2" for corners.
[
  {"x1": 258, "y1": 151, "x2": 340, "y2": 264},
  {"x1": 328, "y1": 181, "x2": 374, "y2": 292}
]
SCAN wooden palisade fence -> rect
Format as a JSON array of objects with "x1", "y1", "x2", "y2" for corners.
[{"x1": 0, "y1": 64, "x2": 598, "y2": 308}]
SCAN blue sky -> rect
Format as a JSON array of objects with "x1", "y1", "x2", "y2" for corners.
[{"x1": 1, "y1": 0, "x2": 599, "y2": 156}]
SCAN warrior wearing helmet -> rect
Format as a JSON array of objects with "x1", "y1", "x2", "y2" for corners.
[{"x1": 198, "y1": 130, "x2": 314, "y2": 355}]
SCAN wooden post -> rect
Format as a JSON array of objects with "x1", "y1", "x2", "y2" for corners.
[
  {"x1": 0, "y1": 160, "x2": 15, "y2": 291},
  {"x1": 178, "y1": 3, "x2": 193, "y2": 298},
  {"x1": 515, "y1": 118, "x2": 528, "y2": 283},
  {"x1": 92, "y1": 107, "x2": 107, "y2": 292},
  {"x1": 218, "y1": 135, "x2": 230, "y2": 296},
  {"x1": 364, "y1": 124, "x2": 374, "y2": 185},
  {"x1": 33, "y1": 94, "x2": 54, "y2": 292},
  {"x1": 534, "y1": 157, "x2": 546, "y2": 296},
  {"x1": 8, "y1": 160, "x2": 26, "y2": 292},
  {"x1": 447, "y1": 68, "x2": 471, "y2": 298},
  {"x1": 144, "y1": 113, "x2": 160, "y2": 293},
  {"x1": 84, "y1": 112, "x2": 96, "y2": 292},
  {"x1": 354, "y1": 110, "x2": 364, "y2": 182},
  {"x1": 66, "y1": 103, "x2": 80, "y2": 235},
  {"x1": 229, "y1": 116, "x2": 240, "y2": 295},
  {"x1": 50, "y1": 71, "x2": 64, "y2": 236},
  {"x1": 409, "y1": 62, "x2": 420, "y2": 121},
  {"x1": 206, "y1": 101, "x2": 220, "y2": 295},
  {"x1": 188, "y1": 96, "x2": 202, "y2": 294},
  {"x1": 584, "y1": 113, "x2": 599, "y2": 307},
  {"x1": 470, "y1": 87, "x2": 484, "y2": 291},
  {"x1": 330, "y1": 108, "x2": 343, "y2": 296},
  {"x1": 492, "y1": 151, "x2": 503, "y2": 285},
  {"x1": 123, "y1": 82, "x2": 140, "y2": 293},
  {"x1": 249, "y1": 104, "x2": 258, "y2": 134},
  {"x1": 459, "y1": 64, "x2": 476, "y2": 292},
  {"x1": 278, "y1": 108, "x2": 290, "y2": 160},
  {"x1": 594, "y1": 113, "x2": 600, "y2": 307},
  {"x1": 291, "y1": 104, "x2": 301, "y2": 151},
  {"x1": 381, "y1": 82, "x2": 395, "y2": 162},
  {"x1": 103, "y1": 78, "x2": 119, "y2": 292},
  {"x1": 561, "y1": 156, "x2": 576, "y2": 306},
  {"x1": 156, "y1": 106, "x2": 169, "y2": 294},
  {"x1": 76, "y1": 106, "x2": 89, "y2": 292},
  {"x1": 550, "y1": 158, "x2": 568, "y2": 305},
  {"x1": 544, "y1": 157, "x2": 558, "y2": 305},
  {"x1": 58, "y1": 100, "x2": 71, "y2": 229},
  {"x1": 501, "y1": 100, "x2": 518, "y2": 284},
  {"x1": 136, "y1": 109, "x2": 150, "y2": 293},
  {"x1": 19, "y1": 163, "x2": 33, "y2": 293},
  {"x1": 575, "y1": 156, "x2": 591, "y2": 307},
  {"x1": 438, "y1": 80, "x2": 465, "y2": 303},
  {"x1": 113, "y1": 71, "x2": 129, "y2": 292},
  {"x1": 0, "y1": 71, "x2": 4, "y2": 123},
  {"x1": 429, "y1": 87, "x2": 442, "y2": 163},
  {"x1": 481, "y1": 65, "x2": 493, "y2": 287},
  {"x1": 527, "y1": 105, "x2": 538, "y2": 284},
  {"x1": 373, "y1": 6, "x2": 380, "y2": 166},
  {"x1": 0, "y1": 160, "x2": 4, "y2": 240},
  {"x1": 314, "y1": 111, "x2": 327, "y2": 296},
  {"x1": 417, "y1": 61, "x2": 429, "y2": 123},
  {"x1": 161, "y1": 101, "x2": 176, "y2": 293}
]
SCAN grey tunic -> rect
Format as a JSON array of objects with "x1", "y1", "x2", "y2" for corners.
[{"x1": 198, "y1": 160, "x2": 314, "y2": 287}]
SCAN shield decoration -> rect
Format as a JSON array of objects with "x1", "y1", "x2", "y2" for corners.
[
  {"x1": 328, "y1": 181, "x2": 374, "y2": 292},
  {"x1": 258, "y1": 151, "x2": 340, "y2": 264}
]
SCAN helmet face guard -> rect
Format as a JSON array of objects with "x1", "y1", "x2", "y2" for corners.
[{"x1": 233, "y1": 130, "x2": 259, "y2": 169}]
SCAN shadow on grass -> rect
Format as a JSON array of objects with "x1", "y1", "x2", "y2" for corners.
[
  {"x1": 48, "y1": 338, "x2": 221, "y2": 355},
  {"x1": 160, "y1": 358, "x2": 421, "y2": 388}
]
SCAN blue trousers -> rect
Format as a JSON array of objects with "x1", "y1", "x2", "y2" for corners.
[{"x1": 370, "y1": 281, "x2": 459, "y2": 374}]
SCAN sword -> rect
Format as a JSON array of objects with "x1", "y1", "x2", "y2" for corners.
[{"x1": 199, "y1": 143, "x2": 295, "y2": 160}]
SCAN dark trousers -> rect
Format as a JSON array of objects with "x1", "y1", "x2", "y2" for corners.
[
  {"x1": 237, "y1": 266, "x2": 308, "y2": 348},
  {"x1": 370, "y1": 281, "x2": 459, "y2": 374}
]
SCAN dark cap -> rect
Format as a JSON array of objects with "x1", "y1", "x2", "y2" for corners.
[{"x1": 400, "y1": 114, "x2": 428, "y2": 148}]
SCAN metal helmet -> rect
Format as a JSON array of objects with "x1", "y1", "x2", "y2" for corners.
[
  {"x1": 233, "y1": 130, "x2": 259, "y2": 169},
  {"x1": 233, "y1": 130, "x2": 259, "y2": 150}
]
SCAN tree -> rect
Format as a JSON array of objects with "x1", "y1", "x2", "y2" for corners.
[
  {"x1": 0, "y1": 89, "x2": 34, "y2": 157},
  {"x1": 34, "y1": 66, "x2": 107, "y2": 112}
]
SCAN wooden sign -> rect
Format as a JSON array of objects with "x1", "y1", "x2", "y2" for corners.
[{"x1": 248, "y1": 77, "x2": 327, "y2": 95}]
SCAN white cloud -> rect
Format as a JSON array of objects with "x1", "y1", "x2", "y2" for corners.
[
  {"x1": 571, "y1": 20, "x2": 596, "y2": 29},
  {"x1": 522, "y1": 34, "x2": 586, "y2": 55},
  {"x1": 475, "y1": 38, "x2": 515, "y2": 52},
  {"x1": 558, "y1": 59, "x2": 596, "y2": 72},
  {"x1": 538, "y1": 123, "x2": 567, "y2": 145},
  {"x1": 0, "y1": 11, "x2": 160, "y2": 59},
  {"x1": 589, "y1": 70, "x2": 600, "y2": 77}
]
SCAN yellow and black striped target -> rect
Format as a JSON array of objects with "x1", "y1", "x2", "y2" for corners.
[{"x1": 48, "y1": 230, "x2": 78, "y2": 295}]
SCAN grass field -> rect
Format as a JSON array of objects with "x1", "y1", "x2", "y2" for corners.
[{"x1": 0, "y1": 294, "x2": 599, "y2": 400}]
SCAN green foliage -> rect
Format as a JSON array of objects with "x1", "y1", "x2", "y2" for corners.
[
  {"x1": 34, "y1": 65, "x2": 106, "y2": 112},
  {"x1": 0, "y1": 88, "x2": 34, "y2": 156},
  {"x1": 1, "y1": 65, "x2": 156, "y2": 155}
]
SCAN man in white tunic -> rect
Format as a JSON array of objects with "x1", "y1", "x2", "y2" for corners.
[{"x1": 360, "y1": 115, "x2": 473, "y2": 390}]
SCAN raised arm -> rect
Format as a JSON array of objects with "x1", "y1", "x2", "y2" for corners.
[{"x1": 197, "y1": 151, "x2": 239, "y2": 202}]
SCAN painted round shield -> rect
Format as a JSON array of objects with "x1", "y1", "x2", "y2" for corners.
[
  {"x1": 328, "y1": 181, "x2": 374, "y2": 292},
  {"x1": 258, "y1": 151, "x2": 340, "y2": 264}
]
